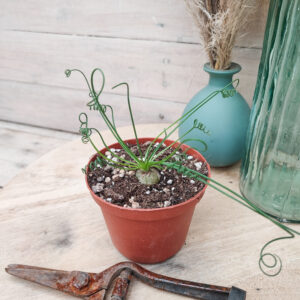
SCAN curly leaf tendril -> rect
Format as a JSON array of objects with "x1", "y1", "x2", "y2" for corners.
[
  {"x1": 221, "y1": 88, "x2": 236, "y2": 98},
  {"x1": 65, "y1": 67, "x2": 219, "y2": 172}
]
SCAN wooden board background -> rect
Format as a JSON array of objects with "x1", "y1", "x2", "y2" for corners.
[
  {"x1": 0, "y1": 0, "x2": 269, "y2": 133},
  {"x1": 0, "y1": 0, "x2": 269, "y2": 185}
]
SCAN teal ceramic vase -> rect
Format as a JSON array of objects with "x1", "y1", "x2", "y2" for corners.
[
  {"x1": 240, "y1": 0, "x2": 300, "y2": 222},
  {"x1": 179, "y1": 62, "x2": 250, "y2": 167}
]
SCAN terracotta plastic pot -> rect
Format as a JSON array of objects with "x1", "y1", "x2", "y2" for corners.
[{"x1": 86, "y1": 138, "x2": 211, "y2": 263}]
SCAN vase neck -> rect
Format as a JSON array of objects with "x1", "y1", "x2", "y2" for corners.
[
  {"x1": 207, "y1": 73, "x2": 234, "y2": 88},
  {"x1": 204, "y1": 62, "x2": 241, "y2": 88}
]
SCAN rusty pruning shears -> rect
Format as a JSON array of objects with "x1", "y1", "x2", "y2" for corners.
[{"x1": 6, "y1": 261, "x2": 246, "y2": 300}]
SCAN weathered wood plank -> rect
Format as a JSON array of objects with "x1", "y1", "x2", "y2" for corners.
[
  {"x1": 0, "y1": 121, "x2": 77, "y2": 186},
  {"x1": 0, "y1": 81, "x2": 185, "y2": 132},
  {"x1": 0, "y1": 0, "x2": 268, "y2": 48},
  {"x1": 0, "y1": 31, "x2": 260, "y2": 104}
]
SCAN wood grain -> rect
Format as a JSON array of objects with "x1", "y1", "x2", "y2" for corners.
[
  {"x1": 0, "y1": 121, "x2": 77, "y2": 186},
  {"x1": 0, "y1": 124, "x2": 299, "y2": 300},
  {"x1": 0, "y1": 0, "x2": 267, "y2": 133},
  {"x1": 0, "y1": 80, "x2": 185, "y2": 132},
  {"x1": 0, "y1": 30, "x2": 260, "y2": 103},
  {"x1": 0, "y1": 0, "x2": 269, "y2": 48}
]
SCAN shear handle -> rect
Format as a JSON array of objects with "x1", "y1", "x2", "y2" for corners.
[{"x1": 101, "y1": 262, "x2": 232, "y2": 300}]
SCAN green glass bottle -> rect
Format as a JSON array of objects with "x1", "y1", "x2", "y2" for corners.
[{"x1": 240, "y1": 0, "x2": 300, "y2": 222}]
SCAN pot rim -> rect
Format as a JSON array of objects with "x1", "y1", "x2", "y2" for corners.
[{"x1": 85, "y1": 137, "x2": 211, "y2": 212}]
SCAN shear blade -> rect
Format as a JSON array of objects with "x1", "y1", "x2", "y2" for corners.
[{"x1": 6, "y1": 264, "x2": 73, "y2": 290}]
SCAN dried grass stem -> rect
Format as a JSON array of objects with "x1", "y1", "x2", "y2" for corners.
[{"x1": 185, "y1": 0, "x2": 255, "y2": 70}]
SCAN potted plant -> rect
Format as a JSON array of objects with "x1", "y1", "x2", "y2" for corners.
[
  {"x1": 66, "y1": 68, "x2": 299, "y2": 276},
  {"x1": 65, "y1": 68, "x2": 235, "y2": 263},
  {"x1": 86, "y1": 137, "x2": 210, "y2": 263}
]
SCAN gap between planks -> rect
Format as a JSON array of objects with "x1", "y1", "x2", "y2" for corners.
[{"x1": 5, "y1": 28, "x2": 264, "y2": 50}]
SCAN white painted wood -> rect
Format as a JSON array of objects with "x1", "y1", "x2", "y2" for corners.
[
  {"x1": 0, "y1": 81, "x2": 185, "y2": 132},
  {"x1": 0, "y1": 121, "x2": 77, "y2": 186},
  {"x1": 0, "y1": 31, "x2": 260, "y2": 104},
  {"x1": 0, "y1": 124, "x2": 299, "y2": 300},
  {"x1": 0, "y1": 0, "x2": 267, "y2": 134},
  {"x1": 0, "y1": 0, "x2": 268, "y2": 48}
]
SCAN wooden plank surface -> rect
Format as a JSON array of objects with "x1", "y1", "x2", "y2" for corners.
[
  {"x1": 0, "y1": 0, "x2": 268, "y2": 133},
  {"x1": 0, "y1": 80, "x2": 185, "y2": 132},
  {"x1": 0, "y1": 124, "x2": 299, "y2": 300},
  {"x1": 0, "y1": 30, "x2": 260, "y2": 103},
  {"x1": 0, "y1": 121, "x2": 77, "y2": 187},
  {"x1": 0, "y1": 30, "x2": 260, "y2": 133},
  {"x1": 0, "y1": 0, "x2": 269, "y2": 48}
]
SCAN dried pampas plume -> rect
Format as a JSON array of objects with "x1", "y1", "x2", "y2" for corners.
[{"x1": 185, "y1": 0, "x2": 256, "y2": 70}]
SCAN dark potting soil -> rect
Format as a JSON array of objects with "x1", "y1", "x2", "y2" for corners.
[{"x1": 87, "y1": 142, "x2": 208, "y2": 209}]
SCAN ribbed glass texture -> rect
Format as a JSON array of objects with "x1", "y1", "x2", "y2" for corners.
[{"x1": 240, "y1": 0, "x2": 300, "y2": 222}]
